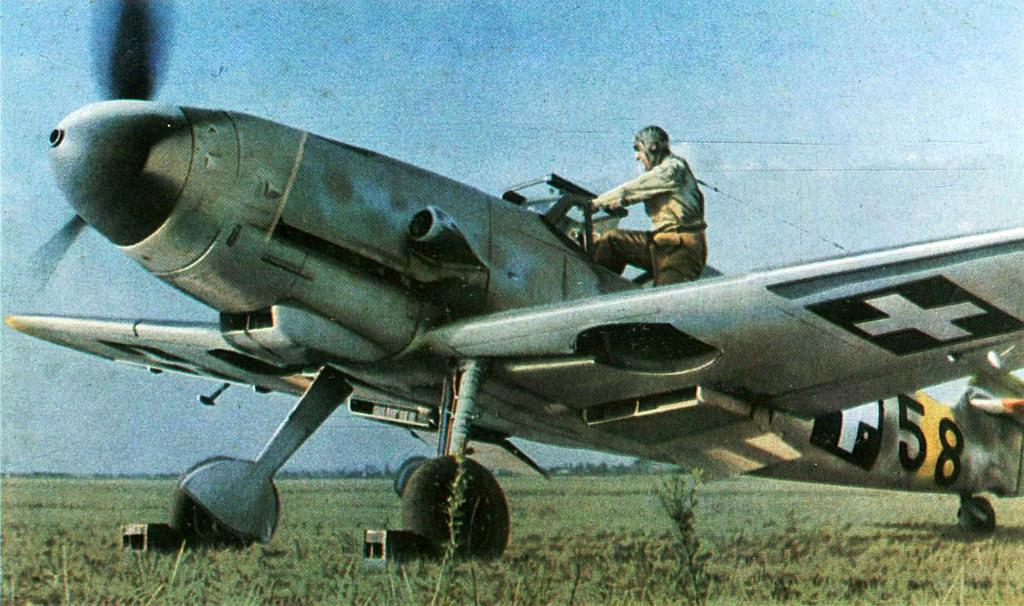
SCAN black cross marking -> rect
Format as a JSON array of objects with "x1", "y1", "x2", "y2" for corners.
[{"x1": 807, "y1": 276, "x2": 1023, "y2": 355}]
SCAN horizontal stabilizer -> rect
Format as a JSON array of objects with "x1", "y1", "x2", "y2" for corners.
[{"x1": 969, "y1": 395, "x2": 1024, "y2": 416}]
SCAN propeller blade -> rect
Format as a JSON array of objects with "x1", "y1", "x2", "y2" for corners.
[
  {"x1": 29, "y1": 215, "x2": 87, "y2": 291},
  {"x1": 100, "y1": 0, "x2": 166, "y2": 100}
]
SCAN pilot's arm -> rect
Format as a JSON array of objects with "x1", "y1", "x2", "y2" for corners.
[{"x1": 591, "y1": 160, "x2": 680, "y2": 212}]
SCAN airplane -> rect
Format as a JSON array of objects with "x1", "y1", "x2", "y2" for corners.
[{"x1": 6, "y1": 2, "x2": 1024, "y2": 559}]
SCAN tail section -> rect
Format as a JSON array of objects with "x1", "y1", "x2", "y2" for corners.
[{"x1": 702, "y1": 385, "x2": 1024, "y2": 498}]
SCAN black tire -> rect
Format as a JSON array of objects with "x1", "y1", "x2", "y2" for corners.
[
  {"x1": 400, "y1": 456, "x2": 509, "y2": 559},
  {"x1": 394, "y1": 456, "x2": 429, "y2": 497},
  {"x1": 957, "y1": 495, "x2": 996, "y2": 534},
  {"x1": 169, "y1": 489, "x2": 254, "y2": 548}
]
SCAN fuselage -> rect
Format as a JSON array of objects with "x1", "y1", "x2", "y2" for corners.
[
  {"x1": 48, "y1": 101, "x2": 1024, "y2": 505},
  {"x1": 50, "y1": 100, "x2": 624, "y2": 367}
]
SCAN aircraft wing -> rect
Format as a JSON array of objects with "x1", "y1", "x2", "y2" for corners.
[
  {"x1": 3, "y1": 315, "x2": 314, "y2": 396},
  {"x1": 7, "y1": 228, "x2": 1022, "y2": 475},
  {"x1": 422, "y1": 227, "x2": 1024, "y2": 420}
]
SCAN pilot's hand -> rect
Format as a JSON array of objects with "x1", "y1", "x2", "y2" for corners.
[
  {"x1": 593, "y1": 198, "x2": 623, "y2": 212},
  {"x1": 595, "y1": 198, "x2": 628, "y2": 217}
]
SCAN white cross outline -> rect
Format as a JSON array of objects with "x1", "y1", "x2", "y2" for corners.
[
  {"x1": 837, "y1": 402, "x2": 879, "y2": 454},
  {"x1": 854, "y1": 293, "x2": 985, "y2": 342}
]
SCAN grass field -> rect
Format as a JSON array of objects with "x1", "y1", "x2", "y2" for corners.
[{"x1": 4, "y1": 473, "x2": 1024, "y2": 605}]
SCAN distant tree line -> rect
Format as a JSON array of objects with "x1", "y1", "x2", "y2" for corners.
[{"x1": 3, "y1": 458, "x2": 675, "y2": 480}]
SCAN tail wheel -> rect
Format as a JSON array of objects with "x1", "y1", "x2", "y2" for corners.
[
  {"x1": 957, "y1": 494, "x2": 996, "y2": 534},
  {"x1": 400, "y1": 455, "x2": 509, "y2": 559}
]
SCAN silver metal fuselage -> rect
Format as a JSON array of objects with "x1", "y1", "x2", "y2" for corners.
[
  {"x1": 46, "y1": 100, "x2": 1024, "y2": 501},
  {"x1": 50, "y1": 100, "x2": 615, "y2": 366}
]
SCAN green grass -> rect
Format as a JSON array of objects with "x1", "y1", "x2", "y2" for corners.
[{"x1": 4, "y1": 474, "x2": 1024, "y2": 605}]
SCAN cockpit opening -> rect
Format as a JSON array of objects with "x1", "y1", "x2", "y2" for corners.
[{"x1": 502, "y1": 173, "x2": 624, "y2": 256}]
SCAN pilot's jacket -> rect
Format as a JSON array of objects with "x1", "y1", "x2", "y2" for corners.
[{"x1": 591, "y1": 154, "x2": 707, "y2": 286}]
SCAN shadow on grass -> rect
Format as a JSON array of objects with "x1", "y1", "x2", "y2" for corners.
[{"x1": 871, "y1": 521, "x2": 1024, "y2": 543}]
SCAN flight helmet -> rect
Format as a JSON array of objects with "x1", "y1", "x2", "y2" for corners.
[{"x1": 634, "y1": 126, "x2": 671, "y2": 166}]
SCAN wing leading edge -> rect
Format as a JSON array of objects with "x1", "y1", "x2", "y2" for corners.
[{"x1": 4, "y1": 315, "x2": 314, "y2": 395}]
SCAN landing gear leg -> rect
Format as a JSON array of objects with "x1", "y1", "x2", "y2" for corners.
[
  {"x1": 957, "y1": 492, "x2": 996, "y2": 534},
  {"x1": 171, "y1": 366, "x2": 352, "y2": 545},
  {"x1": 399, "y1": 359, "x2": 510, "y2": 559}
]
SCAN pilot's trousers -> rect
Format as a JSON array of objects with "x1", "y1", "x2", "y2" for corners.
[{"x1": 592, "y1": 228, "x2": 707, "y2": 286}]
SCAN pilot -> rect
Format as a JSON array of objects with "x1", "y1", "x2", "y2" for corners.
[{"x1": 590, "y1": 126, "x2": 707, "y2": 286}]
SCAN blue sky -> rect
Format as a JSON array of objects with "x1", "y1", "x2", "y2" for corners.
[{"x1": 2, "y1": 1, "x2": 1021, "y2": 474}]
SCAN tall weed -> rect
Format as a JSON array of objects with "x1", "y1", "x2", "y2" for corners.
[{"x1": 657, "y1": 470, "x2": 711, "y2": 605}]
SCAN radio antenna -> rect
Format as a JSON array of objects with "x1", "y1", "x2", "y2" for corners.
[{"x1": 698, "y1": 179, "x2": 848, "y2": 253}]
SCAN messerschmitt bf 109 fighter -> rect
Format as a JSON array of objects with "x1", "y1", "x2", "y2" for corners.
[{"x1": 7, "y1": 2, "x2": 1023, "y2": 558}]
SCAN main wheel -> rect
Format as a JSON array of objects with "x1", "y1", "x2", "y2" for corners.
[
  {"x1": 394, "y1": 456, "x2": 429, "y2": 497},
  {"x1": 170, "y1": 490, "x2": 252, "y2": 547},
  {"x1": 400, "y1": 456, "x2": 509, "y2": 559},
  {"x1": 957, "y1": 494, "x2": 996, "y2": 534},
  {"x1": 169, "y1": 456, "x2": 266, "y2": 548}
]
